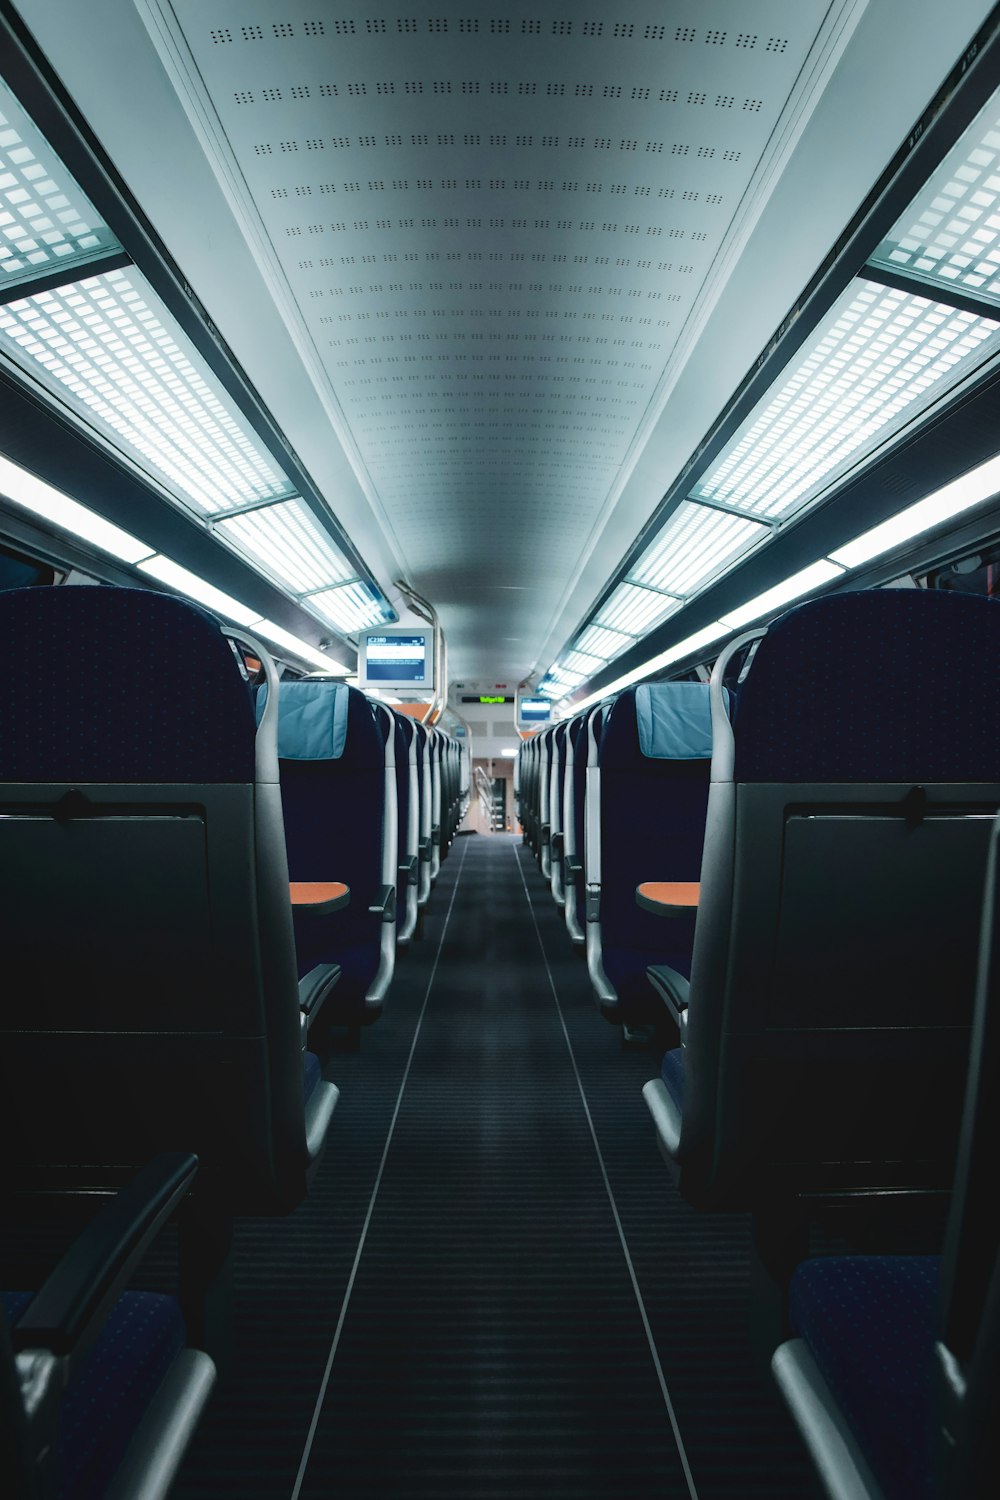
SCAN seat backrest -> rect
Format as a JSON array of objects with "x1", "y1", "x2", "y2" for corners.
[
  {"x1": 589, "y1": 683, "x2": 714, "y2": 1015},
  {"x1": 549, "y1": 721, "x2": 569, "y2": 902},
  {"x1": 413, "y1": 719, "x2": 433, "y2": 907},
  {"x1": 678, "y1": 588, "x2": 1000, "y2": 1207},
  {"x1": 561, "y1": 710, "x2": 589, "y2": 942},
  {"x1": 428, "y1": 727, "x2": 443, "y2": 881},
  {"x1": 0, "y1": 586, "x2": 314, "y2": 1213},
  {"x1": 263, "y1": 679, "x2": 394, "y2": 1020},
  {"x1": 393, "y1": 711, "x2": 420, "y2": 942},
  {"x1": 575, "y1": 704, "x2": 606, "y2": 908}
]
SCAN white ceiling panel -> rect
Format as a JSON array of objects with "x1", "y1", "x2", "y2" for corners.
[
  {"x1": 8, "y1": 0, "x2": 1000, "y2": 682},
  {"x1": 134, "y1": 0, "x2": 842, "y2": 676}
]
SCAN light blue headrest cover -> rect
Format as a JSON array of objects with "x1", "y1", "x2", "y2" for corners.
[
  {"x1": 256, "y1": 680, "x2": 350, "y2": 760},
  {"x1": 635, "y1": 682, "x2": 720, "y2": 760}
]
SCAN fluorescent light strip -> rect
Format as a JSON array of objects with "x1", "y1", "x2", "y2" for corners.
[
  {"x1": 306, "y1": 579, "x2": 388, "y2": 633},
  {"x1": 567, "y1": 622, "x2": 733, "y2": 715},
  {"x1": 718, "y1": 559, "x2": 846, "y2": 630},
  {"x1": 0, "y1": 79, "x2": 120, "y2": 289},
  {"x1": 559, "y1": 453, "x2": 1000, "y2": 713},
  {"x1": 871, "y1": 94, "x2": 1000, "y2": 306},
  {"x1": 831, "y1": 453, "x2": 1000, "y2": 570},
  {"x1": 0, "y1": 268, "x2": 295, "y2": 518},
  {"x1": 596, "y1": 581, "x2": 683, "y2": 636},
  {"x1": 693, "y1": 279, "x2": 1000, "y2": 521},
  {"x1": 629, "y1": 500, "x2": 770, "y2": 597},
  {"x1": 137, "y1": 554, "x2": 258, "y2": 626},
  {"x1": 215, "y1": 498, "x2": 354, "y2": 595},
  {"x1": 0, "y1": 452, "x2": 153, "y2": 564},
  {"x1": 249, "y1": 617, "x2": 347, "y2": 674}
]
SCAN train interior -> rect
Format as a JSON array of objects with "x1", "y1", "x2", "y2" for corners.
[{"x1": 3, "y1": 2, "x2": 1000, "y2": 1497}]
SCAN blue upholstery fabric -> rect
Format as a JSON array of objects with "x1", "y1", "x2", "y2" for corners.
[
  {"x1": 569, "y1": 713, "x2": 591, "y2": 915},
  {"x1": 661, "y1": 1048, "x2": 685, "y2": 1110},
  {"x1": 302, "y1": 1049, "x2": 322, "y2": 1103},
  {"x1": 635, "y1": 682, "x2": 716, "y2": 760},
  {"x1": 0, "y1": 586, "x2": 256, "y2": 783},
  {"x1": 278, "y1": 686, "x2": 385, "y2": 1011},
  {"x1": 257, "y1": 680, "x2": 349, "y2": 760},
  {"x1": 789, "y1": 1255, "x2": 940, "y2": 1500},
  {"x1": 734, "y1": 590, "x2": 1000, "y2": 782},
  {"x1": 598, "y1": 685, "x2": 711, "y2": 1015},
  {"x1": 394, "y1": 714, "x2": 413, "y2": 926},
  {"x1": 5, "y1": 1289, "x2": 185, "y2": 1500}
]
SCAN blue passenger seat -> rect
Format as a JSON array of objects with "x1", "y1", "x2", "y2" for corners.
[
  {"x1": 586, "y1": 682, "x2": 715, "y2": 1026},
  {"x1": 548, "y1": 721, "x2": 569, "y2": 906},
  {"x1": 644, "y1": 588, "x2": 1000, "y2": 1212},
  {"x1": 262, "y1": 679, "x2": 397, "y2": 1031},
  {"x1": 0, "y1": 586, "x2": 338, "y2": 1344},
  {"x1": 393, "y1": 710, "x2": 420, "y2": 945},
  {"x1": 772, "y1": 810, "x2": 1000, "y2": 1499},
  {"x1": 561, "y1": 711, "x2": 590, "y2": 947},
  {"x1": 2, "y1": 1154, "x2": 214, "y2": 1500}
]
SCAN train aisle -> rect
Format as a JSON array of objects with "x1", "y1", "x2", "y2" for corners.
[{"x1": 174, "y1": 832, "x2": 819, "y2": 1500}]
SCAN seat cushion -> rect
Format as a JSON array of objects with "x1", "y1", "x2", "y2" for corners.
[
  {"x1": 788, "y1": 1255, "x2": 941, "y2": 1500},
  {"x1": 6, "y1": 1289, "x2": 185, "y2": 1499}
]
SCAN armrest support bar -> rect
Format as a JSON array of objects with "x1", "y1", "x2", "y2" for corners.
[
  {"x1": 14, "y1": 1153, "x2": 198, "y2": 1366},
  {"x1": 646, "y1": 964, "x2": 690, "y2": 1029},
  {"x1": 298, "y1": 963, "x2": 342, "y2": 1029},
  {"x1": 368, "y1": 883, "x2": 396, "y2": 921}
]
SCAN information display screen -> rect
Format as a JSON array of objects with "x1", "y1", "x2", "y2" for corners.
[
  {"x1": 358, "y1": 629, "x2": 435, "y2": 691},
  {"x1": 518, "y1": 696, "x2": 552, "y2": 726}
]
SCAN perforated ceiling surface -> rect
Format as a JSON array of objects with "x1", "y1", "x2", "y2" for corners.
[{"x1": 130, "y1": 0, "x2": 840, "y2": 678}]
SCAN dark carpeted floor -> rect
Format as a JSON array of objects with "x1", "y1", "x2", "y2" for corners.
[{"x1": 165, "y1": 831, "x2": 820, "y2": 1499}]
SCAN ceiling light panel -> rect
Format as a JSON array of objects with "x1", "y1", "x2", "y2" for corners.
[
  {"x1": 250, "y1": 616, "x2": 347, "y2": 673},
  {"x1": 214, "y1": 496, "x2": 354, "y2": 594},
  {"x1": 0, "y1": 451, "x2": 153, "y2": 564},
  {"x1": 137, "y1": 553, "x2": 259, "y2": 626},
  {"x1": 154, "y1": 0, "x2": 838, "y2": 678},
  {"x1": 870, "y1": 92, "x2": 1000, "y2": 309},
  {"x1": 574, "y1": 622, "x2": 633, "y2": 661},
  {"x1": 305, "y1": 578, "x2": 390, "y2": 633},
  {"x1": 595, "y1": 580, "x2": 683, "y2": 637},
  {"x1": 0, "y1": 76, "x2": 121, "y2": 292},
  {"x1": 691, "y1": 278, "x2": 1000, "y2": 521},
  {"x1": 628, "y1": 499, "x2": 770, "y2": 596},
  {"x1": 0, "y1": 266, "x2": 296, "y2": 517},
  {"x1": 562, "y1": 648, "x2": 606, "y2": 677}
]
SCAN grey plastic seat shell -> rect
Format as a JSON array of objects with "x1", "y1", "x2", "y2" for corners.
[
  {"x1": 0, "y1": 592, "x2": 337, "y2": 1215},
  {"x1": 643, "y1": 600, "x2": 1000, "y2": 1210}
]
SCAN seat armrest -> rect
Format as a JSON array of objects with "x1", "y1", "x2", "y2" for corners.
[
  {"x1": 13, "y1": 1153, "x2": 198, "y2": 1372},
  {"x1": 551, "y1": 831, "x2": 564, "y2": 856},
  {"x1": 368, "y1": 884, "x2": 396, "y2": 921},
  {"x1": 398, "y1": 854, "x2": 419, "y2": 884},
  {"x1": 419, "y1": 837, "x2": 431, "y2": 860},
  {"x1": 298, "y1": 963, "x2": 342, "y2": 1031},
  {"x1": 431, "y1": 825, "x2": 441, "y2": 846},
  {"x1": 565, "y1": 855, "x2": 583, "y2": 877},
  {"x1": 646, "y1": 964, "x2": 690, "y2": 1027}
]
